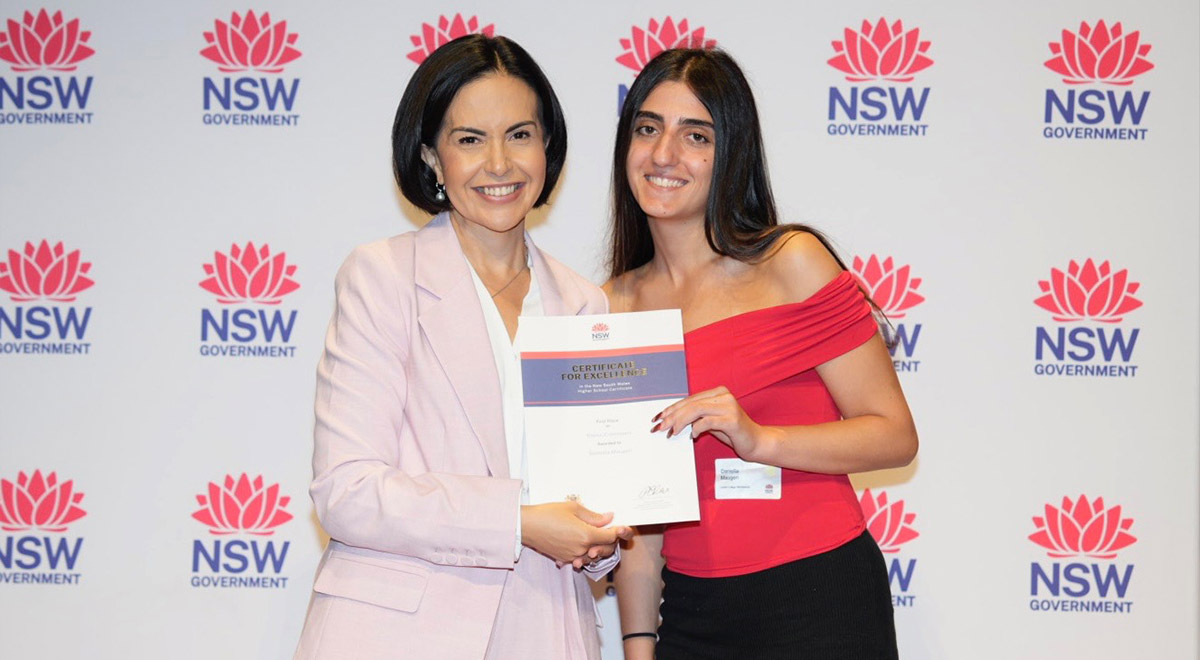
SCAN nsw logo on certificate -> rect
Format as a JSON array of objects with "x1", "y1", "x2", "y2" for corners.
[{"x1": 518, "y1": 310, "x2": 700, "y2": 526}]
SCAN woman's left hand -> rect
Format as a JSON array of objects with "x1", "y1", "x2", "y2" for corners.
[{"x1": 654, "y1": 386, "x2": 777, "y2": 463}]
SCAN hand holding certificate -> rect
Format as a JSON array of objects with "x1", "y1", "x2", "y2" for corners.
[{"x1": 518, "y1": 310, "x2": 700, "y2": 526}]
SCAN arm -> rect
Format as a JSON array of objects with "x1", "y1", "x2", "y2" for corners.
[
  {"x1": 657, "y1": 335, "x2": 917, "y2": 473},
  {"x1": 802, "y1": 333, "x2": 917, "y2": 472},
  {"x1": 614, "y1": 526, "x2": 664, "y2": 660},
  {"x1": 655, "y1": 233, "x2": 917, "y2": 474},
  {"x1": 311, "y1": 242, "x2": 524, "y2": 566},
  {"x1": 312, "y1": 242, "x2": 623, "y2": 567},
  {"x1": 309, "y1": 243, "x2": 628, "y2": 568}
]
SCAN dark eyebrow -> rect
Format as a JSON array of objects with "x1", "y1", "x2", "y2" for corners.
[
  {"x1": 447, "y1": 120, "x2": 537, "y2": 136},
  {"x1": 634, "y1": 110, "x2": 713, "y2": 130}
]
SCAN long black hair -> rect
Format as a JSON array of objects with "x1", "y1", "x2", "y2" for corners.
[
  {"x1": 393, "y1": 34, "x2": 567, "y2": 214},
  {"x1": 609, "y1": 48, "x2": 848, "y2": 278}
]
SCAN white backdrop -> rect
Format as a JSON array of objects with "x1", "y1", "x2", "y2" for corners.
[{"x1": 1, "y1": 1, "x2": 1197, "y2": 658}]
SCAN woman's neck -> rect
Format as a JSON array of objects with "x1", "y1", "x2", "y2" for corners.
[
  {"x1": 645, "y1": 216, "x2": 723, "y2": 285},
  {"x1": 448, "y1": 211, "x2": 527, "y2": 277}
]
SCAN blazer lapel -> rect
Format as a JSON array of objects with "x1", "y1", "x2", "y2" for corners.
[
  {"x1": 414, "y1": 214, "x2": 509, "y2": 478},
  {"x1": 529, "y1": 241, "x2": 587, "y2": 317}
]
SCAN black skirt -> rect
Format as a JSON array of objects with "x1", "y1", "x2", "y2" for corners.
[{"x1": 656, "y1": 530, "x2": 898, "y2": 660}]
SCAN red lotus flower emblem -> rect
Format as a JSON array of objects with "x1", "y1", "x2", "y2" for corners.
[
  {"x1": 828, "y1": 18, "x2": 933, "y2": 83},
  {"x1": 851, "y1": 255, "x2": 924, "y2": 319},
  {"x1": 191, "y1": 474, "x2": 293, "y2": 536},
  {"x1": 860, "y1": 489, "x2": 918, "y2": 553},
  {"x1": 199, "y1": 242, "x2": 299, "y2": 305},
  {"x1": 592, "y1": 323, "x2": 610, "y2": 333},
  {"x1": 200, "y1": 10, "x2": 301, "y2": 73},
  {"x1": 1034, "y1": 259, "x2": 1141, "y2": 323},
  {"x1": 1044, "y1": 20, "x2": 1153, "y2": 86},
  {"x1": 0, "y1": 240, "x2": 95, "y2": 302},
  {"x1": 616, "y1": 17, "x2": 717, "y2": 74},
  {"x1": 0, "y1": 470, "x2": 87, "y2": 532},
  {"x1": 1029, "y1": 495, "x2": 1136, "y2": 559},
  {"x1": 407, "y1": 14, "x2": 494, "y2": 65},
  {"x1": 0, "y1": 9, "x2": 95, "y2": 72}
]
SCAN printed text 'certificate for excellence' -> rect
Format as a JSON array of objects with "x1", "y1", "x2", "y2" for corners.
[{"x1": 518, "y1": 310, "x2": 700, "y2": 526}]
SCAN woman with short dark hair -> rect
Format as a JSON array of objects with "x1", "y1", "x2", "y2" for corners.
[
  {"x1": 295, "y1": 35, "x2": 629, "y2": 660},
  {"x1": 392, "y1": 36, "x2": 568, "y2": 215},
  {"x1": 608, "y1": 48, "x2": 917, "y2": 660}
]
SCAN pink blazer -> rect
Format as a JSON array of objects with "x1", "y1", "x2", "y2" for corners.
[{"x1": 294, "y1": 214, "x2": 609, "y2": 660}]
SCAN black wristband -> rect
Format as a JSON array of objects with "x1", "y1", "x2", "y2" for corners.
[{"x1": 622, "y1": 632, "x2": 658, "y2": 642}]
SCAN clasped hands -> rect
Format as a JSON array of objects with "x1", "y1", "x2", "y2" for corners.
[
  {"x1": 522, "y1": 386, "x2": 762, "y2": 569},
  {"x1": 521, "y1": 500, "x2": 633, "y2": 569}
]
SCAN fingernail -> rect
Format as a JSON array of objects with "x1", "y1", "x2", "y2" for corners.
[
  {"x1": 651, "y1": 422, "x2": 661, "y2": 433},
  {"x1": 652, "y1": 412, "x2": 662, "y2": 422}
]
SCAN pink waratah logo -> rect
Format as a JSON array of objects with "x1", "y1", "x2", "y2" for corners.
[
  {"x1": 0, "y1": 240, "x2": 95, "y2": 303},
  {"x1": 591, "y1": 323, "x2": 609, "y2": 333},
  {"x1": 616, "y1": 17, "x2": 716, "y2": 74},
  {"x1": 1034, "y1": 259, "x2": 1142, "y2": 323},
  {"x1": 407, "y1": 14, "x2": 494, "y2": 65},
  {"x1": 200, "y1": 10, "x2": 301, "y2": 73},
  {"x1": 199, "y1": 242, "x2": 299, "y2": 305},
  {"x1": 192, "y1": 474, "x2": 293, "y2": 536},
  {"x1": 0, "y1": 470, "x2": 87, "y2": 533},
  {"x1": 851, "y1": 255, "x2": 924, "y2": 319},
  {"x1": 828, "y1": 18, "x2": 933, "y2": 83},
  {"x1": 0, "y1": 9, "x2": 95, "y2": 72},
  {"x1": 1029, "y1": 495, "x2": 1136, "y2": 559},
  {"x1": 1045, "y1": 20, "x2": 1153, "y2": 86},
  {"x1": 860, "y1": 489, "x2": 918, "y2": 553}
]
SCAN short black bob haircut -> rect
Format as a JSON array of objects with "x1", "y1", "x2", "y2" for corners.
[
  {"x1": 609, "y1": 48, "x2": 846, "y2": 278},
  {"x1": 393, "y1": 34, "x2": 568, "y2": 215}
]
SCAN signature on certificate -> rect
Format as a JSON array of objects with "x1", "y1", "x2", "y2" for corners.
[{"x1": 638, "y1": 484, "x2": 670, "y2": 500}]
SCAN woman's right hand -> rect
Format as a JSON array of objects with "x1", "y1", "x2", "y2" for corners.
[{"x1": 521, "y1": 501, "x2": 632, "y2": 566}]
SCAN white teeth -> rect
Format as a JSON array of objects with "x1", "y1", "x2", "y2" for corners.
[
  {"x1": 647, "y1": 175, "x2": 685, "y2": 188},
  {"x1": 479, "y1": 184, "x2": 519, "y2": 196}
]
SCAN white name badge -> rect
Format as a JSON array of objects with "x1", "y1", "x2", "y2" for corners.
[{"x1": 713, "y1": 458, "x2": 782, "y2": 500}]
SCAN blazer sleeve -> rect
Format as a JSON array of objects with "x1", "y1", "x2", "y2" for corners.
[{"x1": 310, "y1": 240, "x2": 522, "y2": 568}]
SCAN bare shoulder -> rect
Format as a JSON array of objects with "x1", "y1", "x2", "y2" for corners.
[{"x1": 763, "y1": 230, "x2": 845, "y2": 303}]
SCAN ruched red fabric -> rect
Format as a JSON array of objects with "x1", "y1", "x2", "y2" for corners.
[{"x1": 663, "y1": 271, "x2": 879, "y2": 577}]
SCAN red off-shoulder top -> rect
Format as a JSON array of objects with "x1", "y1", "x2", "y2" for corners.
[{"x1": 662, "y1": 271, "x2": 878, "y2": 578}]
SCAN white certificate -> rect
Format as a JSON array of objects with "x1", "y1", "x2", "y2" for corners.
[{"x1": 518, "y1": 310, "x2": 700, "y2": 526}]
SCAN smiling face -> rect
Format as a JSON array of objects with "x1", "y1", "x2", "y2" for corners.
[
  {"x1": 421, "y1": 73, "x2": 546, "y2": 235},
  {"x1": 625, "y1": 80, "x2": 715, "y2": 226}
]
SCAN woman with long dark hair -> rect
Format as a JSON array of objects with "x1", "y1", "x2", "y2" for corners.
[
  {"x1": 608, "y1": 48, "x2": 918, "y2": 660},
  {"x1": 294, "y1": 35, "x2": 629, "y2": 660}
]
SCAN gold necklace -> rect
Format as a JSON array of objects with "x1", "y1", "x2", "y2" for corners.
[
  {"x1": 486, "y1": 247, "x2": 529, "y2": 298},
  {"x1": 489, "y1": 264, "x2": 528, "y2": 298}
]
